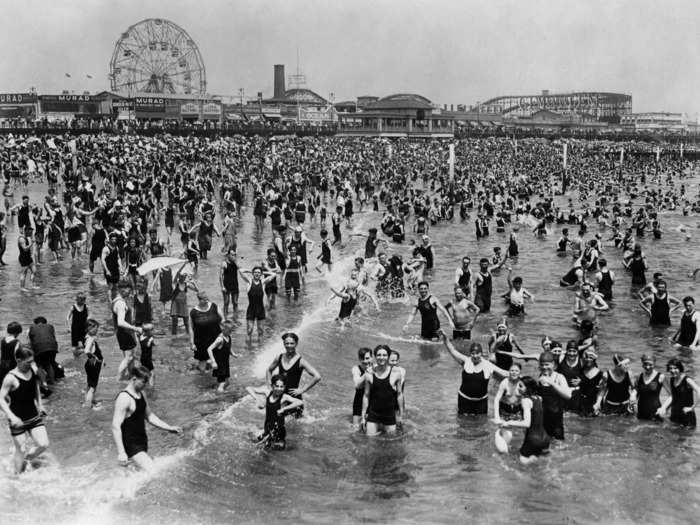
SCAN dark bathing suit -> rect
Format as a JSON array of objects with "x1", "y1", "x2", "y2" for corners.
[
  {"x1": 366, "y1": 366, "x2": 396, "y2": 426},
  {"x1": 119, "y1": 390, "x2": 148, "y2": 458}
]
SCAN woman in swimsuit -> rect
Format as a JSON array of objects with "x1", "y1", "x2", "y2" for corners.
[
  {"x1": 494, "y1": 363, "x2": 525, "y2": 425},
  {"x1": 495, "y1": 376, "x2": 551, "y2": 464},
  {"x1": 657, "y1": 358, "x2": 700, "y2": 428}
]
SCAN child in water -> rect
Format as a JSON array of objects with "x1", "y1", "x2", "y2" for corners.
[
  {"x1": 206, "y1": 320, "x2": 239, "y2": 392},
  {"x1": 246, "y1": 374, "x2": 303, "y2": 450},
  {"x1": 81, "y1": 319, "x2": 104, "y2": 408}
]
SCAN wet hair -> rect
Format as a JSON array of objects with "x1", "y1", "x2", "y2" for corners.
[
  {"x1": 666, "y1": 358, "x2": 685, "y2": 373},
  {"x1": 6, "y1": 321, "x2": 22, "y2": 336},
  {"x1": 598, "y1": 258, "x2": 607, "y2": 267},
  {"x1": 683, "y1": 296, "x2": 695, "y2": 304},
  {"x1": 417, "y1": 281, "x2": 429, "y2": 288},
  {"x1": 479, "y1": 258, "x2": 489, "y2": 264},
  {"x1": 130, "y1": 364, "x2": 152, "y2": 381},
  {"x1": 221, "y1": 319, "x2": 234, "y2": 331},
  {"x1": 358, "y1": 347, "x2": 372, "y2": 360},
  {"x1": 86, "y1": 318, "x2": 100, "y2": 330},
  {"x1": 320, "y1": 229, "x2": 328, "y2": 237},
  {"x1": 468, "y1": 342, "x2": 483, "y2": 355},
  {"x1": 15, "y1": 345, "x2": 34, "y2": 361},
  {"x1": 512, "y1": 277, "x2": 523, "y2": 284},
  {"x1": 373, "y1": 344, "x2": 391, "y2": 357},
  {"x1": 33, "y1": 316, "x2": 47, "y2": 324},
  {"x1": 281, "y1": 332, "x2": 299, "y2": 343},
  {"x1": 252, "y1": 266, "x2": 264, "y2": 273},
  {"x1": 389, "y1": 349, "x2": 401, "y2": 360},
  {"x1": 509, "y1": 362, "x2": 522, "y2": 370},
  {"x1": 519, "y1": 376, "x2": 539, "y2": 396},
  {"x1": 270, "y1": 373, "x2": 286, "y2": 386}
]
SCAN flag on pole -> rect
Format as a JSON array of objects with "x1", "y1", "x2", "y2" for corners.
[
  {"x1": 448, "y1": 143, "x2": 455, "y2": 182},
  {"x1": 65, "y1": 73, "x2": 71, "y2": 78}
]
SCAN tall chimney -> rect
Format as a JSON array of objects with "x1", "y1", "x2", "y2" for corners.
[{"x1": 274, "y1": 65, "x2": 285, "y2": 99}]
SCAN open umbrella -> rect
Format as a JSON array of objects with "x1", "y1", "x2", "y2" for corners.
[{"x1": 136, "y1": 256, "x2": 191, "y2": 276}]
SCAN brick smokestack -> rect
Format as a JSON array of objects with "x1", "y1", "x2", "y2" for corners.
[{"x1": 274, "y1": 65, "x2": 285, "y2": 99}]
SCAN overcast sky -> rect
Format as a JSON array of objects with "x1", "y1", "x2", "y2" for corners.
[{"x1": 2, "y1": 0, "x2": 699, "y2": 114}]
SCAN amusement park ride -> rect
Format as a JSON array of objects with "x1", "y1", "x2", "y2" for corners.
[{"x1": 109, "y1": 18, "x2": 207, "y2": 96}]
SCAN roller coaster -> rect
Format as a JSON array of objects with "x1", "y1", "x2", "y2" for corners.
[{"x1": 475, "y1": 91, "x2": 632, "y2": 122}]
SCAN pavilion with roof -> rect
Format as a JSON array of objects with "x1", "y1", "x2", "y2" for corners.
[{"x1": 336, "y1": 93, "x2": 454, "y2": 137}]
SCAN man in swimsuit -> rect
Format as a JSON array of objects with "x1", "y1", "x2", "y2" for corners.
[
  {"x1": 403, "y1": 281, "x2": 454, "y2": 340},
  {"x1": 672, "y1": 296, "x2": 700, "y2": 350},
  {"x1": 219, "y1": 248, "x2": 239, "y2": 317},
  {"x1": 112, "y1": 365, "x2": 181, "y2": 472},
  {"x1": 361, "y1": 344, "x2": 404, "y2": 436},
  {"x1": 446, "y1": 286, "x2": 480, "y2": 340},
  {"x1": 112, "y1": 280, "x2": 142, "y2": 379},
  {"x1": 454, "y1": 256, "x2": 473, "y2": 297},
  {"x1": 573, "y1": 281, "x2": 609, "y2": 327},
  {"x1": 473, "y1": 256, "x2": 508, "y2": 313},
  {"x1": 0, "y1": 345, "x2": 50, "y2": 474},
  {"x1": 18, "y1": 225, "x2": 37, "y2": 290},
  {"x1": 640, "y1": 280, "x2": 681, "y2": 326}
]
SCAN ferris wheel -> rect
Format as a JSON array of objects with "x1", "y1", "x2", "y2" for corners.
[{"x1": 109, "y1": 18, "x2": 206, "y2": 95}]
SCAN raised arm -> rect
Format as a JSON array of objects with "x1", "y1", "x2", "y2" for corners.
[{"x1": 438, "y1": 329, "x2": 467, "y2": 365}]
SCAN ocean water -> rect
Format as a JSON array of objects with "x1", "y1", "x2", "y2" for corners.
[{"x1": 0, "y1": 177, "x2": 698, "y2": 525}]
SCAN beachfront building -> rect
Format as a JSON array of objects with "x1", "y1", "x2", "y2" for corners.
[{"x1": 337, "y1": 93, "x2": 454, "y2": 137}]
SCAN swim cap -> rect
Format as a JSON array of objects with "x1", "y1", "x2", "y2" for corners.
[{"x1": 612, "y1": 354, "x2": 629, "y2": 366}]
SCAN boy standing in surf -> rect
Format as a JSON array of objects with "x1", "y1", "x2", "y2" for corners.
[{"x1": 112, "y1": 365, "x2": 181, "y2": 472}]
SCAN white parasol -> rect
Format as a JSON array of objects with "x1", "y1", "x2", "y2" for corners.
[{"x1": 136, "y1": 257, "x2": 192, "y2": 276}]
